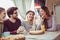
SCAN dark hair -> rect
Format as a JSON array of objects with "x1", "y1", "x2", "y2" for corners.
[
  {"x1": 41, "y1": 6, "x2": 51, "y2": 30},
  {"x1": 51, "y1": 11, "x2": 53, "y2": 15},
  {"x1": 41, "y1": 6, "x2": 50, "y2": 17},
  {"x1": 0, "y1": 7, "x2": 5, "y2": 14},
  {"x1": 26, "y1": 10, "x2": 35, "y2": 15},
  {"x1": 7, "y1": 7, "x2": 18, "y2": 17}
]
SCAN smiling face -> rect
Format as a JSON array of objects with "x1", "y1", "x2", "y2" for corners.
[
  {"x1": 27, "y1": 12, "x2": 35, "y2": 21},
  {"x1": 40, "y1": 9, "x2": 46, "y2": 19},
  {"x1": 40, "y1": 6, "x2": 51, "y2": 20},
  {"x1": 0, "y1": 10, "x2": 6, "y2": 20}
]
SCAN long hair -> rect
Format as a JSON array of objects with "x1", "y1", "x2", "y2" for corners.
[{"x1": 41, "y1": 6, "x2": 50, "y2": 30}]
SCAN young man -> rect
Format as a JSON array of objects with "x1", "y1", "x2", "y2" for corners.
[
  {"x1": 0, "y1": 7, "x2": 6, "y2": 37},
  {"x1": 4, "y1": 7, "x2": 21, "y2": 34}
]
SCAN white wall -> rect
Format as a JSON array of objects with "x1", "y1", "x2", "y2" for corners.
[{"x1": 55, "y1": 5, "x2": 60, "y2": 25}]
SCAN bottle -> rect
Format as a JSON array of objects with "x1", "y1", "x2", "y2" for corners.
[{"x1": 41, "y1": 24, "x2": 45, "y2": 32}]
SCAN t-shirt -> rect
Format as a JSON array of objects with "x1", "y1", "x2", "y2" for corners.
[
  {"x1": 21, "y1": 21, "x2": 33, "y2": 31},
  {"x1": 4, "y1": 18, "x2": 21, "y2": 34},
  {"x1": 21, "y1": 21, "x2": 38, "y2": 31}
]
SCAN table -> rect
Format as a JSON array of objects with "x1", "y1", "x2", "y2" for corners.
[
  {"x1": 25, "y1": 31, "x2": 60, "y2": 40},
  {"x1": 0, "y1": 31, "x2": 60, "y2": 40},
  {"x1": 0, "y1": 34, "x2": 25, "y2": 40}
]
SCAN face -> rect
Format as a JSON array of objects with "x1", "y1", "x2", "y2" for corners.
[
  {"x1": 0, "y1": 10, "x2": 6, "y2": 20},
  {"x1": 40, "y1": 9, "x2": 46, "y2": 19},
  {"x1": 11, "y1": 10, "x2": 18, "y2": 19},
  {"x1": 27, "y1": 12, "x2": 34, "y2": 21}
]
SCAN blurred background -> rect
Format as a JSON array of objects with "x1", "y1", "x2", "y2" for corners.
[{"x1": 0, "y1": 0, "x2": 60, "y2": 28}]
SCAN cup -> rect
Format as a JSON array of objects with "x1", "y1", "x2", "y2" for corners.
[{"x1": 2, "y1": 32, "x2": 10, "y2": 37}]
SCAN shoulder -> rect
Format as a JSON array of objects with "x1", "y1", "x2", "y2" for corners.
[
  {"x1": 16, "y1": 18, "x2": 21, "y2": 21},
  {"x1": 4, "y1": 19, "x2": 9, "y2": 23},
  {"x1": 16, "y1": 18, "x2": 21, "y2": 23},
  {"x1": 21, "y1": 21, "x2": 27, "y2": 26},
  {"x1": 48, "y1": 15, "x2": 55, "y2": 22},
  {"x1": 21, "y1": 21, "x2": 26, "y2": 24},
  {"x1": 3, "y1": 19, "x2": 10, "y2": 26}
]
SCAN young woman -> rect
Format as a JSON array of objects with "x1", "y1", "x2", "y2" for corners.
[
  {"x1": 37, "y1": 6, "x2": 56, "y2": 31},
  {"x1": 21, "y1": 10, "x2": 35, "y2": 32},
  {"x1": 0, "y1": 7, "x2": 6, "y2": 37}
]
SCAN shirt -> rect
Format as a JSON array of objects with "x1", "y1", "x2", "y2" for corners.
[
  {"x1": 4, "y1": 18, "x2": 21, "y2": 34},
  {"x1": 21, "y1": 21, "x2": 38, "y2": 31}
]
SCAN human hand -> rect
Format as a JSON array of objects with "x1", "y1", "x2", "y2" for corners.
[{"x1": 17, "y1": 26, "x2": 25, "y2": 33}]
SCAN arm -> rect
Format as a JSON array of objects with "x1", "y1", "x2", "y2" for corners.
[
  {"x1": 17, "y1": 21, "x2": 25, "y2": 34},
  {"x1": 4, "y1": 24, "x2": 17, "y2": 34},
  {"x1": 0, "y1": 21, "x2": 4, "y2": 23},
  {"x1": 29, "y1": 30, "x2": 44, "y2": 35},
  {"x1": 47, "y1": 15, "x2": 56, "y2": 31},
  {"x1": 17, "y1": 26, "x2": 25, "y2": 34},
  {"x1": 10, "y1": 30, "x2": 17, "y2": 34},
  {"x1": 29, "y1": 24, "x2": 45, "y2": 35},
  {"x1": 4, "y1": 21, "x2": 9, "y2": 32}
]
